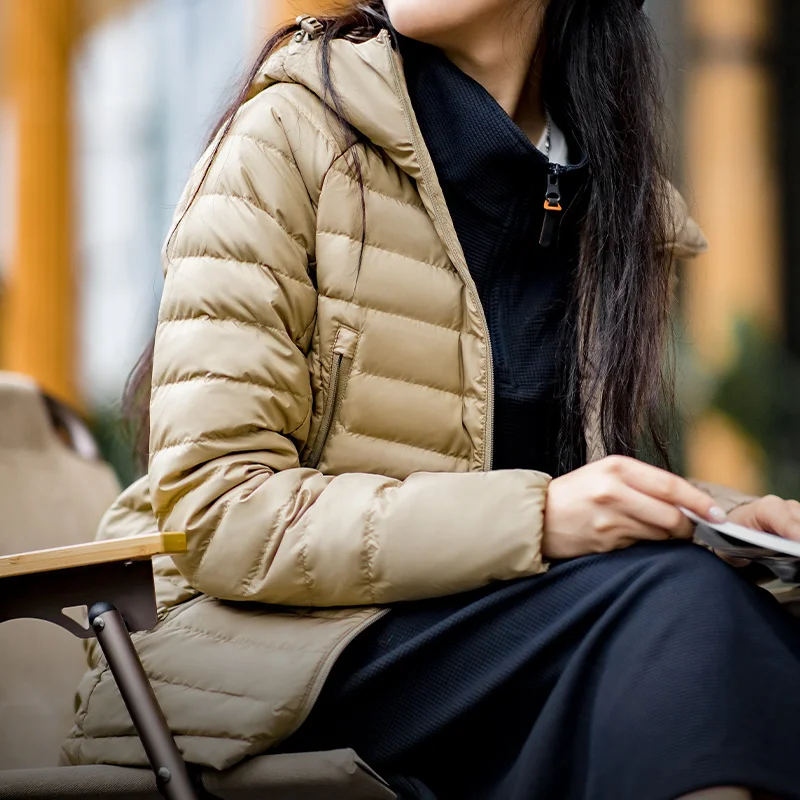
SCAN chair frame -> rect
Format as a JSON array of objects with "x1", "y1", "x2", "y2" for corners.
[{"x1": 0, "y1": 534, "x2": 198, "y2": 800}]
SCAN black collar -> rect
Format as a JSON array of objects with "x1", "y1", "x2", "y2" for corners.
[{"x1": 399, "y1": 36, "x2": 588, "y2": 232}]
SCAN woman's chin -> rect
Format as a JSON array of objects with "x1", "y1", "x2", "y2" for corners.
[{"x1": 383, "y1": 0, "x2": 494, "y2": 46}]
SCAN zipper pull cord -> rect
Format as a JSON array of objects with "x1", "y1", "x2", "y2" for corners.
[{"x1": 539, "y1": 169, "x2": 562, "y2": 248}]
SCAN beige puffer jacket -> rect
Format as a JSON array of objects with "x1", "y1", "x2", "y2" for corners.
[{"x1": 62, "y1": 25, "x2": 751, "y2": 771}]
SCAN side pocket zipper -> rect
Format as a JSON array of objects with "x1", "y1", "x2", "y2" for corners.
[{"x1": 307, "y1": 326, "x2": 357, "y2": 469}]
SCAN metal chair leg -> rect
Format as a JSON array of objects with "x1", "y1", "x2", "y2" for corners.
[{"x1": 89, "y1": 602, "x2": 198, "y2": 800}]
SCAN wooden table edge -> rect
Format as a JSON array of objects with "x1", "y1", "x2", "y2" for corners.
[{"x1": 0, "y1": 532, "x2": 187, "y2": 579}]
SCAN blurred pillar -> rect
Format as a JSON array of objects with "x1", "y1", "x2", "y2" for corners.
[
  {"x1": 684, "y1": 0, "x2": 779, "y2": 493},
  {"x1": 2, "y1": 0, "x2": 79, "y2": 407},
  {"x1": 777, "y1": 0, "x2": 800, "y2": 359}
]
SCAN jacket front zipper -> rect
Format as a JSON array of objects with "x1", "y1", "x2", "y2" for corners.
[
  {"x1": 300, "y1": 608, "x2": 390, "y2": 727},
  {"x1": 384, "y1": 31, "x2": 496, "y2": 471}
]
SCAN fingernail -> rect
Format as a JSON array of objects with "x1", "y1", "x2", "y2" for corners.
[{"x1": 709, "y1": 506, "x2": 727, "y2": 522}]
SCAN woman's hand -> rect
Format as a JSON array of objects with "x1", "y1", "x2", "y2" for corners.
[
  {"x1": 727, "y1": 495, "x2": 800, "y2": 542},
  {"x1": 542, "y1": 455, "x2": 726, "y2": 560}
]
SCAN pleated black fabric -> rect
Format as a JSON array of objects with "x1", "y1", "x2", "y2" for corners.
[{"x1": 283, "y1": 543, "x2": 800, "y2": 799}]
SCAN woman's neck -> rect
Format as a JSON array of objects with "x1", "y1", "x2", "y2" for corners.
[{"x1": 438, "y1": 6, "x2": 547, "y2": 144}]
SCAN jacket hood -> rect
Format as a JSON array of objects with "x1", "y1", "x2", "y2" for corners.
[
  {"x1": 252, "y1": 27, "x2": 707, "y2": 258},
  {"x1": 255, "y1": 29, "x2": 420, "y2": 179}
]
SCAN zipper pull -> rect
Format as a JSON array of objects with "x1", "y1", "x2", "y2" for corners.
[
  {"x1": 539, "y1": 169, "x2": 563, "y2": 248},
  {"x1": 294, "y1": 15, "x2": 324, "y2": 43}
]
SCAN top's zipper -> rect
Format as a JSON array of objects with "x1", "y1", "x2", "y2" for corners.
[
  {"x1": 539, "y1": 164, "x2": 565, "y2": 248},
  {"x1": 384, "y1": 31, "x2": 495, "y2": 471}
]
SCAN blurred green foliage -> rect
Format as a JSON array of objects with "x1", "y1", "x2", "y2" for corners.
[
  {"x1": 711, "y1": 321, "x2": 800, "y2": 498},
  {"x1": 677, "y1": 317, "x2": 800, "y2": 498},
  {"x1": 89, "y1": 406, "x2": 140, "y2": 489}
]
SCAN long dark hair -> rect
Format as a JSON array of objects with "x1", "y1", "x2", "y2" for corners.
[{"x1": 125, "y1": 0, "x2": 674, "y2": 473}]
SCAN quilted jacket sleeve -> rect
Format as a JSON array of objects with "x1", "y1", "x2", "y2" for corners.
[{"x1": 149, "y1": 88, "x2": 549, "y2": 607}]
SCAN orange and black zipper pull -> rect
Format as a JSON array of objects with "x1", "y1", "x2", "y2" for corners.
[{"x1": 539, "y1": 170, "x2": 563, "y2": 248}]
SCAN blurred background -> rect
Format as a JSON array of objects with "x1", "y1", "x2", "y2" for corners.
[{"x1": 0, "y1": 0, "x2": 797, "y2": 498}]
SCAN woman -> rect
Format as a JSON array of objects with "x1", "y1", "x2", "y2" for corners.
[{"x1": 63, "y1": 1, "x2": 800, "y2": 798}]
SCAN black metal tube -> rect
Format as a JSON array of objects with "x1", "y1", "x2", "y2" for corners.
[{"x1": 89, "y1": 603, "x2": 198, "y2": 800}]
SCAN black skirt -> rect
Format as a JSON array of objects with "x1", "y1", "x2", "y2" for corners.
[{"x1": 281, "y1": 541, "x2": 800, "y2": 799}]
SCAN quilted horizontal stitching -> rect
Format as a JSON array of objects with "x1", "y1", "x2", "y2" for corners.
[
  {"x1": 155, "y1": 575, "x2": 194, "y2": 590},
  {"x1": 321, "y1": 292, "x2": 465, "y2": 336},
  {"x1": 194, "y1": 192, "x2": 307, "y2": 252},
  {"x1": 77, "y1": 659, "x2": 351, "y2": 746},
  {"x1": 151, "y1": 375, "x2": 307, "y2": 402},
  {"x1": 357, "y1": 368, "x2": 462, "y2": 399},
  {"x1": 322, "y1": 141, "x2": 359, "y2": 180},
  {"x1": 278, "y1": 92, "x2": 339, "y2": 150},
  {"x1": 79, "y1": 671, "x2": 268, "y2": 742},
  {"x1": 145, "y1": 670, "x2": 270, "y2": 702},
  {"x1": 159, "y1": 315, "x2": 296, "y2": 345},
  {"x1": 317, "y1": 229, "x2": 456, "y2": 276},
  {"x1": 329, "y1": 168, "x2": 426, "y2": 211},
  {"x1": 114, "y1": 500, "x2": 153, "y2": 516},
  {"x1": 160, "y1": 616, "x2": 332, "y2": 654},
  {"x1": 77, "y1": 662, "x2": 107, "y2": 730},
  {"x1": 151, "y1": 430, "x2": 272, "y2": 456},
  {"x1": 79, "y1": 625, "x2": 385, "y2": 749},
  {"x1": 69, "y1": 730, "x2": 262, "y2": 744},
  {"x1": 171, "y1": 254, "x2": 315, "y2": 292},
  {"x1": 341, "y1": 427, "x2": 469, "y2": 463},
  {"x1": 225, "y1": 131, "x2": 299, "y2": 176},
  {"x1": 114, "y1": 496, "x2": 148, "y2": 511}
]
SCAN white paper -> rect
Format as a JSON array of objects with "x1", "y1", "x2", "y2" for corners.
[{"x1": 680, "y1": 507, "x2": 800, "y2": 558}]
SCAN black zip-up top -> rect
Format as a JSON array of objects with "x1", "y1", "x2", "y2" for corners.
[{"x1": 401, "y1": 38, "x2": 590, "y2": 476}]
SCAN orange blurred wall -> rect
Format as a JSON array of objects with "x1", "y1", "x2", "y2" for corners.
[
  {"x1": 1, "y1": 0, "x2": 79, "y2": 407},
  {"x1": 0, "y1": 0, "x2": 333, "y2": 410},
  {"x1": 268, "y1": 0, "x2": 336, "y2": 27}
]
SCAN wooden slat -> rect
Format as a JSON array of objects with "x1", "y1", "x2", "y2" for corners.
[{"x1": 0, "y1": 533, "x2": 187, "y2": 579}]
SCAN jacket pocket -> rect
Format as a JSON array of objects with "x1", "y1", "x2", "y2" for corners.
[{"x1": 307, "y1": 325, "x2": 358, "y2": 469}]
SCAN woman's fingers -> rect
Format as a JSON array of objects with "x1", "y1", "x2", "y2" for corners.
[
  {"x1": 612, "y1": 484, "x2": 696, "y2": 539},
  {"x1": 544, "y1": 456, "x2": 741, "y2": 560},
  {"x1": 604, "y1": 456, "x2": 725, "y2": 522},
  {"x1": 752, "y1": 496, "x2": 800, "y2": 542}
]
